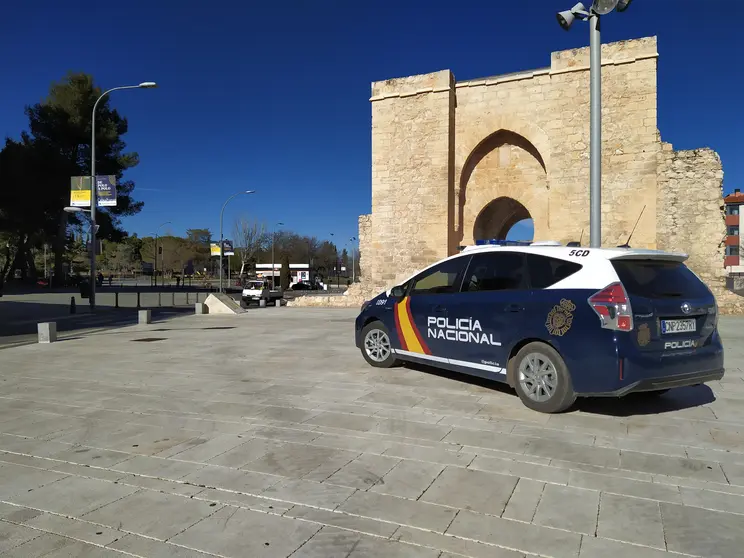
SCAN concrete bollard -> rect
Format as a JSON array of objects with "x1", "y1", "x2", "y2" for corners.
[
  {"x1": 138, "y1": 309, "x2": 152, "y2": 325},
  {"x1": 195, "y1": 302, "x2": 207, "y2": 315},
  {"x1": 259, "y1": 299, "x2": 266, "y2": 308},
  {"x1": 275, "y1": 299, "x2": 282, "y2": 308},
  {"x1": 38, "y1": 322, "x2": 57, "y2": 344}
]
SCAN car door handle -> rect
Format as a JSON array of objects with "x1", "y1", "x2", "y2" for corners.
[
  {"x1": 432, "y1": 305, "x2": 447, "y2": 313},
  {"x1": 505, "y1": 304, "x2": 523, "y2": 313}
]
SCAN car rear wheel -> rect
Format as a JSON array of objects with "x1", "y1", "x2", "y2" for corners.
[
  {"x1": 512, "y1": 342, "x2": 576, "y2": 413},
  {"x1": 361, "y1": 322, "x2": 398, "y2": 368}
]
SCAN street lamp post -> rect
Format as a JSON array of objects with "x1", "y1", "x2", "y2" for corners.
[
  {"x1": 154, "y1": 221, "x2": 172, "y2": 287},
  {"x1": 272, "y1": 222, "x2": 284, "y2": 290},
  {"x1": 219, "y1": 191, "x2": 255, "y2": 293},
  {"x1": 349, "y1": 236, "x2": 357, "y2": 283},
  {"x1": 89, "y1": 81, "x2": 157, "y2": 309},
  {"x1": 330, "y1": 233, "x2": 339, "y2": 289},
  {"x1": 556, "y1": 0, "x2": 631, "y2": 248}
]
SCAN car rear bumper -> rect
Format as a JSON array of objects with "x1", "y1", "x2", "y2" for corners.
[{"x1": 579, "y1": 367, "x2": 724, "y2": 397}]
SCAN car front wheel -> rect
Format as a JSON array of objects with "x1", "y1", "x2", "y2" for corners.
[
  {"x1": 360, "y1": 322, "x2": 398, "y2": 368},
  {"x1": 511, "y1": 342, "x2": 576, "y2": 413}
]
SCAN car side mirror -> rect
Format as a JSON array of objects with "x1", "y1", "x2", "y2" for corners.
[{"x1": 390, "y1": 285, "x2": 405, "y2": 298}]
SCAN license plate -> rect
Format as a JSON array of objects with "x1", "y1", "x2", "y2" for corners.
[{"x1": 661, "y1": 319, "x2": 696, "y2": 334}]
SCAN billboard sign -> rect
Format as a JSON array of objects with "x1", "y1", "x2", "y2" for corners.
[
  {"x1": 70, "y1": 175, "x2": 118, "y2": 208},
  {"x1": 210, "y1": 240, "x2": 235, "y2": 257}
]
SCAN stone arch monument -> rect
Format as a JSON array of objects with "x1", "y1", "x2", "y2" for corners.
[{"x1": 302, "y1": 36, "x2": 742, "y2": 311}]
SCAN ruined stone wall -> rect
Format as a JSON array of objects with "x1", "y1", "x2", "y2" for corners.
[
  {"x1": 657, "y1": 145, "x2": 744, "y2": 312},
  {"x1": 357, "y1": 214, "x2": 372, "y2": 281}
]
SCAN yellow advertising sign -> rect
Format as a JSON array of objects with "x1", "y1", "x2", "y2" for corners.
[
  {"x1": 70, "y1": 176, "x2": 91, "y2": 207},
  {"x1": 210, "y1": 243, "x2": 221, "y2": 257}
]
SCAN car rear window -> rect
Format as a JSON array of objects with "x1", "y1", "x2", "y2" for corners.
[{"x1": 611, "y1": 259, "x2": 710, "y2": 299}]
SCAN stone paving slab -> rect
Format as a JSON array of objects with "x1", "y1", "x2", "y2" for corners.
[{"x1": 0, "y1": 309, "x2": 741, "y2": 556}]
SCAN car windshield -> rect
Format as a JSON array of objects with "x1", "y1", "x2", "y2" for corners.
[{"x1": 611, "y1": 259, "x2": 710, "y2": 299}]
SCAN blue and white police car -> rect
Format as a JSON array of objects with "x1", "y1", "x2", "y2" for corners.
[{"x1": 354, "y1": 241, "x2": 724, "y2": 413}]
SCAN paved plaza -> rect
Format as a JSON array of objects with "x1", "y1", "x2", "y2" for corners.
[{"x1": 0, "y1": 309, "x2": 742, "y2": 557}]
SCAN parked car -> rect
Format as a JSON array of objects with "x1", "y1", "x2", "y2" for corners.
[
  {"x1": 242, "y1": 279, "x2": 282, "y2": 305},
  {"x1": 355, "y1": 241, "x2": 723, "y2": 413}
]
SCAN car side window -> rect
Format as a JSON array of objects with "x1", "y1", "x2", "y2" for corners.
[
  {"x1": 410, "y1": 257, "x2": 469, "y2": 296},
  {"x1": 461, "y1": 252, "x2": 528, "y2": 292},
  {"x1": 525, "y1": 254, "x2": 582, "y2": 289}
]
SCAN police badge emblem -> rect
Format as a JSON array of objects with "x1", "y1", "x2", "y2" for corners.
[
  {"x1": 637, "y1": 323, "x2": 651, "y2": 347},
  {"x1": 545, "y1": 298, "x2": 576, "y2": 336}
]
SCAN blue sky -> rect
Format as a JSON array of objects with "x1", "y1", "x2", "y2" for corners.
[{"x1": 1, "y1": 0, "x2": 741, "y2": 248}]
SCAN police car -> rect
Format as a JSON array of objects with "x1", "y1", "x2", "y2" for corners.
[{"x1": 354, "y1": 241, "x2": 724, "y2": 413}]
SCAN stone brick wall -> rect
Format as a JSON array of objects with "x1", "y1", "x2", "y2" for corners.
[
  {"x1": 295, "y1": 35, "x2": 740, "y2": 311},
  {"x1": 657, "y1": 145, "x2": 744, "y2": 313},
  {"x1": 367, "y1": 69, "x2": 455, "y2": 289},
  {"x1": 357, "y1": 214, "x2": 372, "y2": 281},
  {"x1": 453, "y1": 37, "x2": 659, "y2": 250}
]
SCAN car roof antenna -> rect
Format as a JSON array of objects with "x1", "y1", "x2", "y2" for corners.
[{"x1": 618, "y1": 205, "x2": 646, "y2": 248}]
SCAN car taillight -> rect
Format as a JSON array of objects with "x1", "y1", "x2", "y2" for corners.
[{"x1": 588, "y1": 282, "x2": 633, "y2": 332}]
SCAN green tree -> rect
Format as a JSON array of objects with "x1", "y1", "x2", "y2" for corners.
[
  {"x1": 0, "y1": 72, "x2": 144, "y2": 281},
  {"x1": 186, "y1": 229, "x2": 212, "y2": 245}
]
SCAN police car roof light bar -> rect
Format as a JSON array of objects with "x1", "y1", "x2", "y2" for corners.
[{"x1": 474, "y1": 239, "x2": 532, "y2": 246}]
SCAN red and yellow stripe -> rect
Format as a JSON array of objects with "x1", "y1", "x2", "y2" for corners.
[{"x1": 394, "y1": 297, "x2": 430, "y2": 355}]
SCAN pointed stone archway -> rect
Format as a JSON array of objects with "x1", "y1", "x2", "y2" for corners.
[
  {"x1": 459, "y1": 129, "x2": 548, "y2": 246},
  {"x1": 473, "y1": 197, "x2": 532, "y2": 241}
]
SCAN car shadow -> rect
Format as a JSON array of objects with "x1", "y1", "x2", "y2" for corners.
[
  {"x1": 400, "y1": 362, "x2": 514, "y2": 395},
  {"x1": 573, "y1": 384, "x2": 716, "y2": 417},
  {"x1": 400, "y1": 362, "x2": 716, "y2": 417}
]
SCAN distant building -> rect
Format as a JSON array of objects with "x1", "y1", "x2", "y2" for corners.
[
  {"x1": 255, "y1": 263, "x2": 310, "y2": 284},
  {"x1": 724, "y1": 189, "x2": 743, "y2": 269}
]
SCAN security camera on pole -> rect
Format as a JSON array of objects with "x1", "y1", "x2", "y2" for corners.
[{"x1": 556, "y1": 0, "x2": 632, "y2": 248}]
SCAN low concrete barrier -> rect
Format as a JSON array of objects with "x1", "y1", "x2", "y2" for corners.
[
  {"x1": 38, "y1": 322, "x2": 57, "y2": 343},
  {"x1": 138, "y1": 309, "x2": 152, "y2": 324}
]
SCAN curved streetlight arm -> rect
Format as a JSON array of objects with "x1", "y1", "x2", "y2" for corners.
[
  {"x1": 89, "y1": 82, "x2": 157, "y2": 309},
  {"x1": 219, "y1": 191, "x2": 255, "y2": 292}
]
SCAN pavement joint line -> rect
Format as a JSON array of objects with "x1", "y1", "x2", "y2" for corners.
[
  {"x1": 0, "y1": 504, "x2": 225, "y2": 558},
  {"x1": 162, "y1": 502, "x2": 231, "y2": 545},
  {"x1": 5, "y1": 417, "x2": 744, "y2": 497},
  {"x1": 4, "y1": 400, "x2": 744, "y2": 481},
  {"x1": 9, "y1": 434, "x2": 744, "y2": 515}
]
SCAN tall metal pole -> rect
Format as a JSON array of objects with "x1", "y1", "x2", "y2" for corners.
[
  {"x1": 589, "y1": 12, "x2": 602, "y2": 248},
  {"x1": 271, "y1": 221, "x2": 283, "y2": 289},
  {"x1": 219, "y1": 191, "x2": 254, "y2": 293},
  {"x1": 154, "y1": 233, "x2": 158, "y2": 287},
  {"x1": 90, "y1": 98, "x2": 99, "y2": 309},
  {"x1": 89, "y1": 83, "x2": 155, "y2": 309}
]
